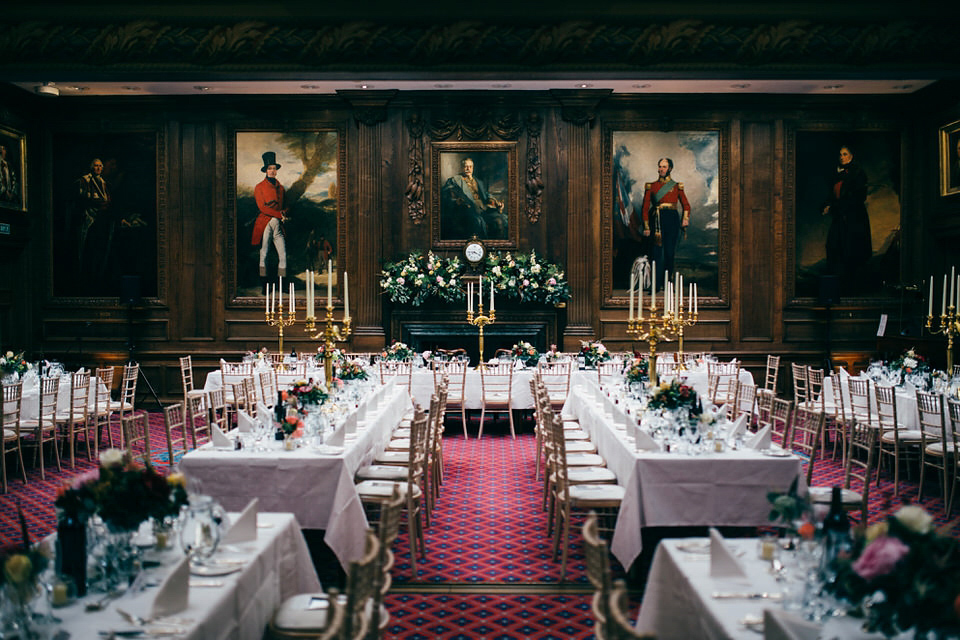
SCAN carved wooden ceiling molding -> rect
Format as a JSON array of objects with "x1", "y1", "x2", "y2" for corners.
[{"x1": 0, "y1": 19, "x2": 953, "y2": 71}]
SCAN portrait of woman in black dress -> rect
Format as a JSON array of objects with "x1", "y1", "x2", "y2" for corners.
[{"x1": 822, "y1": 145, "x2": 873, "y2": 293}]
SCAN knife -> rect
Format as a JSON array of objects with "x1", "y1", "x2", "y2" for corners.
[{"x1": 712, "y1": 591, "x2": 783, "y2": 600}]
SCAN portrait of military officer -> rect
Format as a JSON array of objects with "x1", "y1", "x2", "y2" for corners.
[{"x1": 630, "y1": 157, "x2": 691, "y2": 288}]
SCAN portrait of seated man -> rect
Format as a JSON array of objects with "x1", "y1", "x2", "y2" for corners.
[{"x1": 441, "y1": 156, "x2": 508, "y2": 240}]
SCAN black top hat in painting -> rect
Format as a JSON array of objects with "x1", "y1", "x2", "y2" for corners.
[{"x1": 260, "y1": 151, "x2": 281, "y2": 172}]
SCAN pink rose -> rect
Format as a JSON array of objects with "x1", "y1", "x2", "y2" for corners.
[
  {"x1": 72, "y1": 469, "x2": 100, "y2": 489},
  {"x1": 852, "y1": 536, "x2": 909, "y2": 581}
]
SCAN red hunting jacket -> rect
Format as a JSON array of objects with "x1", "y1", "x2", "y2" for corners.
[{"x1": 251, "y1": 178, "x2": 285, "y2": 245}]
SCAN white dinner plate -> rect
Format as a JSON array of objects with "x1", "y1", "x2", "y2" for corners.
[
  {"x1": 675, "y1": 540, "x2": 710, "y2": 554},
  {"x1": 761, "y1": 449, "x2": 793, "y2": 458},
  {"x1": 190, "y1": 563, "x2": 242, "y2": 577}
]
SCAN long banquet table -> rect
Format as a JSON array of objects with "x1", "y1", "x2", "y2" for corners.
[
  {"x1": 51, "y1": 511, "x2": 320, "y2": 640},
  {"x1": 562, "y1": 380, "x2": 804, "y2": 570},
  {"x1": 824, "y1": 373, "x2": 922, "y2": 430},
  {"x1": 636, "y1": 536, "x2": 891, "y2": 639},
  {"x1": 180, "y1": 382, "x2": 411, "y2": 567}
]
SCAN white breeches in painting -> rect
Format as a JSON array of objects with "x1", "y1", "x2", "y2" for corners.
[{"x1": 259, "y1": 217, "x2": 286, "y2": 277}]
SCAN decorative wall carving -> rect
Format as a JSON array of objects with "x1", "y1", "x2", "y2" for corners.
[
  {"x1": 0, "y1": 20, "x2": 953, "y2": 71},
  {"x1": 405, "y1": 112, "x2": 426, "y2": 224},
  {"x1": 524, "y1": 112, "x2": 543, "y2": 224}
]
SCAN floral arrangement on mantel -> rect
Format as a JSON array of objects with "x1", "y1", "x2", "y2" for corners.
[
  {"x1": 380, "y1": 251, "x2": 464, "y2": 306},
  {"x1": 579, "y1": 340, "x2": 611, "y2": 367},
  {"x1": 379, "y1": 249, "x2": 571, "y2": 307},
  {"x1": 485, "y1": 250, "x2": 571, "y2": 306},
  {"x1": 383, "y1": 341, "x2": 414, "y2": 362},
  {"x1": 826, "y1": 504, "x2": 960, "y2": 638},
  {"x1": 646, "y1": 379, "x2": 698, "y2": 411},
  {"x1": 0, "y1": 350, "x2": 30, "y2": 376},
  {"x1": 511, "y1": 341, "x2": 540, "y2": 367},
  {"x1": 625, "y1": 356, "x2": 649, "y2": 384},
  {"x1": 54, "y1": 449, "x2": 188, "y2": 533}
]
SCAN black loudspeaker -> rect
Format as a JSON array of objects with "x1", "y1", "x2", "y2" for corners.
[
  {"x1": 819, "y1": 275, "x2": 840, "y2": 305},
  {"x1": 120, "y1": 275, "x2": 141, "y2": 305}
]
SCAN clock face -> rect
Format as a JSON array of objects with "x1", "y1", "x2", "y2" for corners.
[{"x1": 465, "y1": 241, "x2": 485, "y2": 263}]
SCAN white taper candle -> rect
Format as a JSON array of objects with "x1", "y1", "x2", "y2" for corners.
[
  {"x1": 327, "y1": 260, "x2": 333, "y2": 308},
  {"x1": 344, "y1": 272, "x2": 350, "y2": 319},
  {"x1": 629, "y1": 272, "x2": 635, "y2": 322},
  {"x1": 651, "y1": 262, "x2": 656, "y2": 310},
  {"x1": 929, "y1": 276, "x2": 934, "y2": 317},
  {"x1": 943, "y1": 275, "x2": 948, "y2": 315}
]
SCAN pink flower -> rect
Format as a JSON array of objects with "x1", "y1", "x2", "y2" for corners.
[
  {"x1": 72, "y1": 469, "x2": 100, "y2": 489},
  {"x1": 523, "y1": 279, "x2": 530, "y2": 286},
  {"x1": 853, "y1": 536, "x2": 910, "y2": 581},
  {"x1": 548, "y1": 277, "x2": 557, "y2": 285}
]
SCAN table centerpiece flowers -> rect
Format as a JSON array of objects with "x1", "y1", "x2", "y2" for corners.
[
  {"x1": 579, "y1": 340, "x2": 611, "y2": 368},
  {"x1": 824, "y1": 504, "x2": 960, "y2": 638},
  {"x1": 511, "y1": 341, "x2": 540, "y2": 367},
  {"x1": 338, "y1": 360, "x2": 369, "y2": 381},
  {"x1": 543, "y1": 344, "x2": 562, "y2": 363},
  {"x1": 646, "y1": 379, "x2": 698, "y2": 411},
  {"x1": 766, "y1": 475, "x2": 814, "y2": 543},
  {"x1": 625, "y1": 356, "x2": 650, "y2": 384},
  {"x1": 0, "y1": 350, "x2": 30, "y2": 383},
  {"x1": 1, "y1": 502, "x2": 51, "y2": 631},
  {"x1": 286, "y1": 379, "x2": 328, "y2": 408},
  {"x1": 383, "y1": 341, "x2": 414, "y2": 362}
]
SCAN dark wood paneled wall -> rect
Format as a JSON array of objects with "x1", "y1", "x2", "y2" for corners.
[{"x1": 0, "y1": 89, "x2": 956, "y2": 401}]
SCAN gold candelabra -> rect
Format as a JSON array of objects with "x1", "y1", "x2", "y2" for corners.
[
  {"x1": 626, "y1": 312, "x2": 677, "y2": 387},
  {"x1": 927, "y1": 305, "x2": 959, "y2": 373},
  {"x1": 306, "y1": 306, "x2": 352, "y2": 388},
  {"x1": 467, "y1": 304, "x2": 495, "y2": 369},
  {"x1": 266, "y1": 301, "x2": 296, "y2": 354},
  {"x1": 667, "y1": 306, "x2": 699, "y2": 370}
]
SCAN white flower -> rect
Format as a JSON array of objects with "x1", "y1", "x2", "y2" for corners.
[
  {"x1": 596, "y1": 344, "x2": 607, "y2": 353},
  {"x1": 4, "y1": 351, "x2": 12, "y2": 359},
  {"x1": 25, "y1": 363, "x2": 32, "y2": 370},
  {"x1": 894, "y1": 505, "x2": 933, "y2": 534},
  {"x1": 492, "y1": 266, "x2": 501, "y2": 276},
  {"x1": 699, "y1": 411, "x2": 715, "y2": 425},
  {"x1": 903, "y1": 357, "x2": 917, "y2": 369},
  {"x1": 531, "y1": 264, "x2": 541, "y2": 274},
  {"x1": 99, "y1": 448, "x2": 125, "y2": 468}
]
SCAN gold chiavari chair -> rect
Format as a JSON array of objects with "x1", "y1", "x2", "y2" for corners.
[
  {"x1": 2, "y1": 381, "x2": 27, "y2": 492},
  {"x1": 917, "y1": 390, "x2": 950, "y2": 505},
  {"x1": 583, "y1": 511, "x2": 614, "y2": 640},
  {"x1": 607, "y1": 580, "x2": 652, "y2": 640},
  {"x1": 788, "y1": 406, "x2": 826, "y2": 487},
  {"x1": 259, "y1": 369, "x2": 279, "y2": 413},
  {"x1": 875, "y1": 384, "x2": 921, "y2": 496},
  {"x1": 829, "y1": 374, "x2": 850, "y2": 460},
  {"x1": 162, "y1": 402, "x2": 188, "y2": 468},
  {"x1": 479, "y1": 360, "x2": 514, "y2": 439},
  {"x1": 56, "y1": 371, "x2": 91, "y2": 468},
  {"x1": 91, "y1": 366, "x2": 116, "y2": 451},
  {"x1": 770, "y1": 397, "x2": 794, "y2": 448},
  {"x1": 179, "y1": 356, "x2": 207, "y2": 404},
  {"x1": 947, "y1": 399, "x2": 960, "y2": 515},
  {"x1": 707, "y1": 360, "x2": 739, "y2": 408},
  {"x1": 538, "y1": 359, "x2": 573, "y2": 409},
  {"x1": 20, "y1": 376, "x2": 61, "y2": 480},
  {"x1": 122, "y1": 412, "x2": 152, "y2": 466},
  {"x1": 186, "y1": 393, "x2": 211, "y2": 449},
  {"x1": 733, "y1": 381, "x2": 756, "y2": 424},
  {"x1": 433, "y1": 359, "x2": 469, "y2": 438},
  {"x1": 790, "y1": 362, "x2": 809, "y2": 406},
  {"x1": 109, "y1": 363, "x2": 139, "y2": 435},
  {"x1": 378, "y1": 359, "x2": 413, "y2": 394},
  {"x1": 206, "y1": 388, "x2": 229, "y2": 433},
  {"x1": 811, "y1": 417, "x2": 877, "y2": 525}
]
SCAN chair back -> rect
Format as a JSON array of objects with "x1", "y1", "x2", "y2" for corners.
[
  {"x1": 117, "y1": 363, "x2": 139, "y2": 419},
  {"x1": 733, "y1": 381, "x2": 756, "y2": 423},
  {"x1": 2, "y1": 381, "x2": 23, "y2": 433},
  {"x1": 220, "y1": 361, "x2": 254, "y2": 389},
  {"x1": 597, "y1": 360, "x2": 623, "y2": 387},
  {"x1": 606, "y1": 580, "x2": 647, "y2": 639},
  {"x1": 37, "y1": 375, "x2": 61, "y2": 425},
  {"x1": 186, "y1": 393, "x2": 210, "y2": 448},
  {"x1": 847, "y1": 377, "x2": 873, "y2": 426},
  {"x1": 179, "y1": 355, "x2": 196, "y2": 395},
  {"x1": 480, "y1": 361, "x2": 513, "y2": 399},
  {"x1": 433, "y1": 360, "x2": 467, "y2": 404},
  {"x1": 770, "y1": 397, "x2": 794, "y2": 447},
  {"x1": 342, "y1": 530, "x2": 381, "y2": 640},
  {"x1": 830, "y1": 373, "x2": 849, "y2": 425},
  {"x1": 874, "y1": 385, "x2": 898, "y2": 432},
  {"x1": 806, "y1": 367, "x2": 825, "y2": 410},
  {"x1": 790, "y1": 406, "x2": 825, "y2": 486},
  {"x1": 763, "y1": 355, "x2": 780, "y2": 393},
  {"x1": 916, "y1": 390, "x2": 948, "y2": 451},
  {"x1": 259, "y1": 370, "x2": 278, "y2": 409},
  {"x1": 94, "y1": 367, "x2": 114, "y2": 408},
  {"x1": 790, "y1": 362, "x2": 808, "y2": 404},
  {"x1": 162, "y1": 403, "x2": 186, "y2": 467},
  {"x1": 206, "y1": 388, "x2": 229, "y2": 432},
  {"x1": 538, "y1": 360, "x2": 572, "y2": 405},
  {"x1": 948, "y1": 399, "x2": 960, "y2": 459},
  {"x1": 845, "y1": 417, "x2": 878, "y2": 523},
  {"x1": 707, "y1": 361, "x2": 739, "y2": 406},
  {"x1": 122, "y1": 412, "x2": 152, "y2": 465},
  {"x1": 69, "y1": 371, "x2": 91, "y2": 424},
  {"x1": 379, "y1": 359, "x2": 413, "y2": 392},
  {"x1": 583, "y1": 511, "x2": 612, "y2": 639}
]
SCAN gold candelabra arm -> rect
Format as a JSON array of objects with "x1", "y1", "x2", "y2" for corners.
[
  {"x1": 265, "y1": 302, "x2": 296, "y2": 353},
  {"x1": 926, "y1": 306, "x2": 958, "y2": 374},
  {"x1": 466, "y1": 305, "x2": 495, "y2": 368}
]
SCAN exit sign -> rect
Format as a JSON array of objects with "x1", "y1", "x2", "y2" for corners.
[{"x1": 0, "y1": 223, "x2": 9, "y2": 235}]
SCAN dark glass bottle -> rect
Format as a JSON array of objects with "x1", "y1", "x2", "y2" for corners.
[
  {"x1": 275, "y1": 390, "x2": 286, "y2": 440},
  {"x1": 56, "y1": 512, "x2": 87, "y2": 597},
  {"x1": 821, "y1": 486, "x2": 852, "y2": 575}
]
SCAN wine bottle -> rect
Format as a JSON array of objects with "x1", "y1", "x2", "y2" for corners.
[
  {"x1": 821, "y1": 486, "x2": 852, "y2": 575},
  {"x1": 275, "y1": 390, "x2": 284, "y2": 425}
]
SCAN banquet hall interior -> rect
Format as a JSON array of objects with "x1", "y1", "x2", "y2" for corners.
[{"x1": 1, "y1": 0, "x2": 960, "y2": 638}]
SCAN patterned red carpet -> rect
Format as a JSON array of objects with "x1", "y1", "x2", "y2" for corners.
[{"x1": 2, "y1": 412, "x2": 960, "y2": 639}]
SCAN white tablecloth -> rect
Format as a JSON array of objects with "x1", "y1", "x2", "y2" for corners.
[
  {"x1": 824, "y1": 375, "x2": 921, "y2": 430},
  {"x1": 204, "y1": 368, "x2": 323, "y2": 399},
  {"x1": 180, "y1": 384, "x2": 411, "y2": 567},
  {"x1": 637, "y1": 537, "x2": 894, "y2": 639},
  {"x1": 562, "y1": 381, "x2": 803, "y2": 570},
  {"x1": 51, "y1": 512, "x2": 320, "y2": 640},
  {"x1": 20, "y1": 374, "x2": 107, "y2": 421}
]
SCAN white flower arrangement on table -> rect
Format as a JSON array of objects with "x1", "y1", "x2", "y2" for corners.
[{"x1": 382, "y1": 341, "x2": 414, "y2": 362}]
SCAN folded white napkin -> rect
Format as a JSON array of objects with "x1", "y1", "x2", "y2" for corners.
[
  {"x1": 221, "y1": 498, "x2": 258, "y2": 545},
  {"x1": 256, "y1": 401, "x2": 272, "y2": 424},
  {"x1": 633, "y1": 427, "x2": 660, "y2": 452},
  {"x1": 763, "y1": 609, "x2": 820, "y2": 640},
  {"x1": 726, "y1": 413, "x2": 749, "y2": 440},
  {"x1": 709, "y1": 528, "x2": 748, "y2": 580},
  {"x1": 837, "y1": 366, "x2": 850, "y2": 378},
  {"x1": 211, "y1": 424, "x2": 233, "y2": 448},
  {"x1": 746, "y1": 425, "x2": 772, "y2": 450},
  {"x1": 237, "y1": 410, "x2": 257, "y2": 434},
  {"x1": 326, "y1": 422, "x2": 345, "y2": 447},
  {"x1": 345, "y1": 410, "x2": 358, "y2": 436},
  {"x1": 151, "y1": 555, "x2": 190, "y2": 619}
]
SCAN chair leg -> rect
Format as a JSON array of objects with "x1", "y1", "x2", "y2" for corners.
[
  {"x1": 478, "y1": 407, "x2": 486, "y2": 440},
  {"x1": 35, "y1": 433, "x2": 45, "y2": 481},
  {"x1": 508, "y1": 409, "x2": 515, "y2": 439},
  {"x1": 16, "y1": 443, "x2": 26, "y2": 484},
  {"x1": 51, "y1": 431, "x2": 62, "y2": 472},
  {"x1": 461, "y1": 407, "x2": 468, "y2": 439},
  {"x1": 1, "y1": 450, "x2": 7, "y2": 493},
  {"x1": 408, "y1": 504, "x2": 418, "y2": 578}
]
